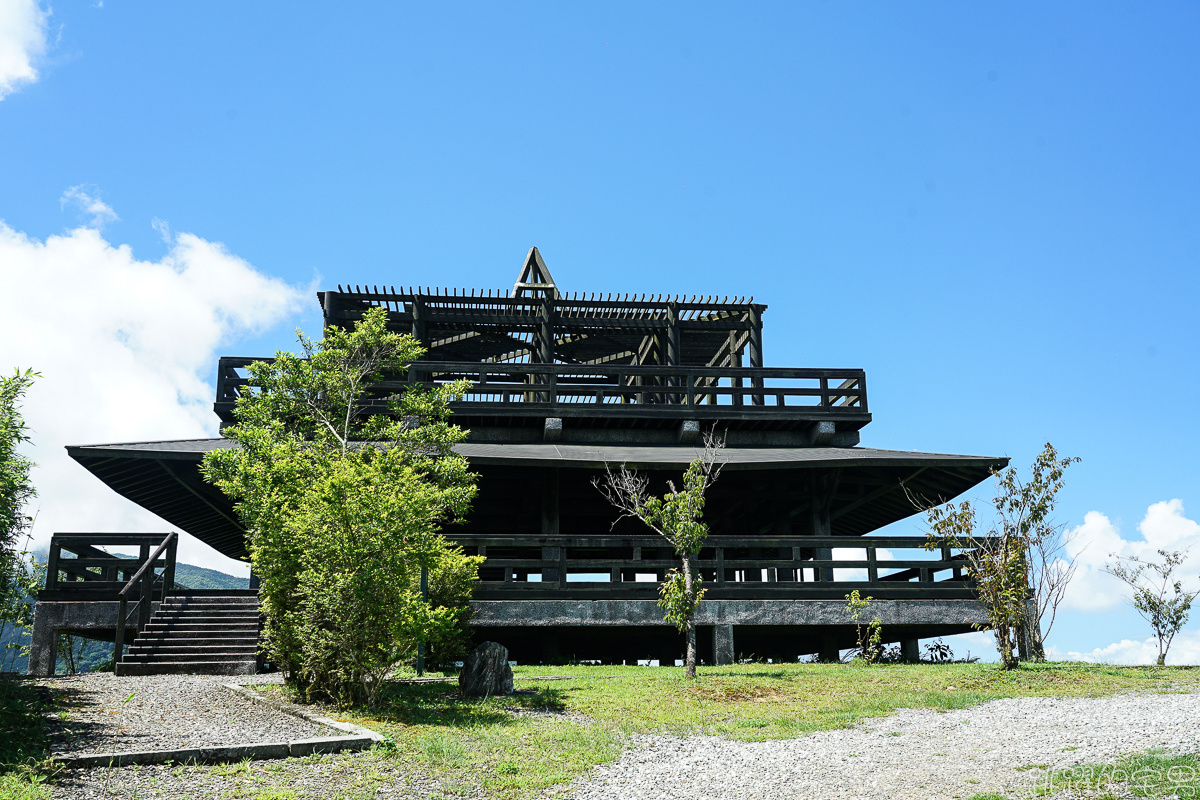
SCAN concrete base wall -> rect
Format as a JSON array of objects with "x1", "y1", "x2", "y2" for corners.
[
  {"x1": 470, "y1": 598, "x2": 990, "y2": 627},
  {"x1": 27, "y1": 600, "x2": 160, "y2": 677},
  {"x1": 469, "y1": 598, "x2": 989, "y2": 665}
]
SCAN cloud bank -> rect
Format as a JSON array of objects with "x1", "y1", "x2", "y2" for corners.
[
  {"x1": 1061, "y1": 499, "x2": 1200, "y2": 613},
  {"x1": 1047, "y1": 630, "x2": 1200, "y2": 666},
  {"x1": 0, "y1": 0, "x2": 49, "y2": 100},
  {"x1": 0, "y1": 198, "x2": 305, "y2": 573}
]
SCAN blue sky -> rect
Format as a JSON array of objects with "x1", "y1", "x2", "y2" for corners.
[{"x1": 2, "y1": 2, "x2": 1198, "y2": 663}]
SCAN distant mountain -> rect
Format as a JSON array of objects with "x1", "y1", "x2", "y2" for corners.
[{"x1": 174, "y1": 563, "x2": 249, "y2": 591}]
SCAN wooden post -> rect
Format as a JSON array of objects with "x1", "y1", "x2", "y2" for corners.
[
  {"x1": 667, "y1": 303, "x2": 681, "y2": 403},
  {"x1": 536, "y1": 297, "x2": 555, "y2": 402},
  {"x1": 810, "y1": 478, "x2": 834, "y2": 581},
  {"x1": 163, "y1": 533, "x2": 177, "y2": 596},
  {"x1": 748, "y1": 306, "x2": 764, "y2": 406},
  {"x1": 730, "y1": 342, "x2": 743, "y2": 407},
  {"x1": 542, "y1": 468, "x2": 560, "y2": 582},
  {"x1": 46, "y1": 541, "x2": 60, "y2": 591},
  {"x1": 114, "y1": 596, "x2": 127, "y2": 664}
]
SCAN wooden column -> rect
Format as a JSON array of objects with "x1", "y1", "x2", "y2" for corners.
[
  {"x1": 774, "y1": 494, "x2": 795, "y2": 581},
  {"x1": 810, "y1": 476, "x2": 833, "y2": 582},
  {"x1": 666, "y1": 302, "x2": 681, "y2": 403},
  {"x1": 748, "y1": 306, "x2": 764, "y2": 406},
  {"x1": 730, "y1": 333, "x2": 744, "y2": 407},
  {"x1": 537, "y1": 297, "x2": 555, "y2": 403},
  {"x1": 541, "y1": 468, "x2": 560, "y2": 583},
  {"x1": 410, "y1": 298, "x2": 426, "y2": 346}
]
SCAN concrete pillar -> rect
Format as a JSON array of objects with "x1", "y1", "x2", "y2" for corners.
[
  {"x1": 901, "y1": 637, "x2": 920, "y2": 663},
  {"x1": 818, "y1": 636, "x2": 841, "y2": 663},
  {"x1": 27, "y1": 604, "x2": 57, "y2": 677},
  {"x1": 713, "y1": 624, "x2": 734, "y2": 666}
]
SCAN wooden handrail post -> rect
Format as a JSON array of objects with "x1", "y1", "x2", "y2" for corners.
[
  {"x1": 138, "y1": 566, "x2": 153, "y2": 631},
  {"x1": 46, "y1": 542, "x2": 60, "y2": 591},
  {"x1": 113, "y1": 596, "x2": 127, "y2": 664}
]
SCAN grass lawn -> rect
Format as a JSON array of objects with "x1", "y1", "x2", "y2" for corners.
[
  {"x1": 0, "y1": 676, "x2": 52, "y2": 800},
  {"x1": 279, "y1": 661, "x2": 1200, "y2": 799},
  {"x1": 965, "y1": 749, "x2": 1200, "y2": 799}
]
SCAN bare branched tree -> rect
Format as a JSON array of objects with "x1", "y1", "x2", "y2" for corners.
[
  {"x1": 907, "y1": 442, "x2": 1079, "y2": 668},
  {"x1": 1105, "y1": 548, "x2": 1200, "y2": 666},
  {"x1": 593, "y1": 432, "x2": 725, "y2": 679}
]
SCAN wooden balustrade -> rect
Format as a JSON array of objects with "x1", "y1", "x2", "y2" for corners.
[
  {"x1": 445, "y1": 535, "x2": 979, "y2": 601},
  {"x1": 215, "y1": 357, "x2": 867, "y2": 422}
]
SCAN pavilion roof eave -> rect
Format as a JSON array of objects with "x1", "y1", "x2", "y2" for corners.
[{"x1": 66, "y1": 438, "x2": 1008, "y2": 562}]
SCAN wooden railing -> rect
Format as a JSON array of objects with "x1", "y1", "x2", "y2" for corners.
[
  {"x1": 41, "y1": 533, "x2": 178, "y2": 661},
  {"x1": 43, "y1": 533, "x2": 178, "y2": 598},
  {"x1": 215, "y1": 357, "x2": 867, "y2": 421},
  {"x1": 113, "y1": 533, "x2": 177, "y2": 662},
  {"x1": 447, "y1": 535, "x2": 983, "y2": 601}
]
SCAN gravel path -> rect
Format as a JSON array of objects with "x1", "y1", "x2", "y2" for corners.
[
  {"x1": 41, "y1": 683, "x2": 1200, "y2": 800},
  {"x1": 36, "y1": 672, "x2": 328, "y2": 755},
  {"x1": 564, "y1": 691, "x2": 1200, "y2": 800}
]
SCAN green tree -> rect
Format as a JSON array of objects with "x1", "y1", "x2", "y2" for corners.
[
  {"x1": 595, "y1": 434, "x2": 724, "y2": 679},
  {"x1": 202, "y1": 308, "x2": 480, "y2": 707},
  {"x1": 919, "y1": 443, "x2": 1079, "y2": 669},
  {"x1": 1105, "y1": 549, "x2": 1199, "y2": 666},
  {"x1": 1, "y1": 369, "x2": 41, "y2": 671}
]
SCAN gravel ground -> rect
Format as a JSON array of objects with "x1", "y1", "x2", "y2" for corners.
[
  {"x1": 564, "y1": 691, "x2": 1200, "y2": 800},
  {"x1": 35, "y1": 672, "x2": 328, "y2": 756},
  {"x1": 49, "y1": 752, "x2": 447, "y2": 800},
  {"x1": 40, "y1": 683, "x2": 1200, "y2": 800}
]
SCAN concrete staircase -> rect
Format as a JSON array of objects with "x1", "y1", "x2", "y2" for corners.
[{"x1": 115, "y1": 591, "x2": 261, "y2": 676}]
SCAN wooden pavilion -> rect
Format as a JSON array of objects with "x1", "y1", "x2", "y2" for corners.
[{"x1": 54, "y1": 247, "x2": 1006, "y2": 668}]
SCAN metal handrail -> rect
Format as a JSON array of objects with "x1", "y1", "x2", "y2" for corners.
[{"x1": 113, "y1": 532, "x2": 177, "y2": 664}]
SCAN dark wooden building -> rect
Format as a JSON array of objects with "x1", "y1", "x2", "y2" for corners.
[{"x1": 63, "y1": 248, "x2": 1006, "y2": 667}]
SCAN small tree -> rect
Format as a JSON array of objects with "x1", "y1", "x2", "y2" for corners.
[
  {"x1": 594, "y1": 434, "x2": 724, "y2": 679},
  {"x1": 203, "y1": 308, "x2": 481, "y2": 707},
  {"x1": 918, "y1": 443, "x2": 1079, "y2": 669},
  {"x1": 1105, "y1": 549, "x2": 1199, "y2": 666},
  {"x1": 845, "y1": 590, "x2": 882, "y2": 663}
]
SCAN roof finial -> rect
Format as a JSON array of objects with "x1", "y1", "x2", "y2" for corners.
[{"x1": 513, "y1": 246, "x2": 559, "y2": 299}]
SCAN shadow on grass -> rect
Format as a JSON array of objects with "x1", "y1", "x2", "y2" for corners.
[
  {"x1": 363, "y1": 682, "x2": 567, "y2": 728},
  {"x1": 0, "y1": 675, "x2": 52, "y2": 772}
]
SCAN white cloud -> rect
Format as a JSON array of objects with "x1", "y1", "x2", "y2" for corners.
[
  {"x1": 0, "y1": 196, "x2": 305, "y2": 575},
  {"x1": 61, "y1": 185, "x2": 119, "y2": 229},
  {"x1": 1046, "y1": 629, "x2": 1200, "y2": 666},
  {"x1": 1061, "y1": 500, "x2": 1200, "y2": 613},
  {"x1": 0, "y1": 0, "x2": 49, "y2": 100}
]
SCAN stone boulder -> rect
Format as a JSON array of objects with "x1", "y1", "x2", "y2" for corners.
[{"x1": 459, "y1": 641, "x2": 514, "y2": 697}]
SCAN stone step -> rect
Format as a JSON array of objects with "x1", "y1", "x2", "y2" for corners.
[
  {"x1": 119, "y1": 592, "x2": 262, "y2": 675},
  {"x1": 122, "y1": 651, "x2": 255, "y2": 663},
  {"x1": 150, "y1": 614, "x2": 262, "y2": 618},
  {"x1": 115, "y1": 660, "x2": 256, "y2": 676},
  {"x1": 134, "y1": 636, "x2": 258, "y2": 644},
  {"x1": 158, "y1": 602, "x2": 260, "y2": 610},
  {"x1": 127, "y1": 642, "x2": 258, "y2": 652},
  {"x1": 143, "y1": 622, "x2": 260, "y2": 630}
]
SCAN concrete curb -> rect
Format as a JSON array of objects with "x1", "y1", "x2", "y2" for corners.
[
  {"x1": 220, "y1": 682, "x2": 388, "y2": 744},
  {"x1": 53, "y1": 683, "x2": 387, "y2": 769}
]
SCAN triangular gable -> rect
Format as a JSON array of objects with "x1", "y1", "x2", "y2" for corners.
[{"x1": 513, "y1": 246, "x2": 559, "y2": 298}]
